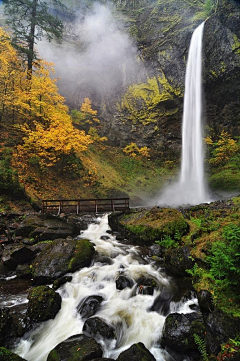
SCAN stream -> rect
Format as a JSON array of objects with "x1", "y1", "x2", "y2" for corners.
[{"x1": 14, "y1": 214, "x2": 198, "y2": 360}]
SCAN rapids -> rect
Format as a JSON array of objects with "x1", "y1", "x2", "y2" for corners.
[{"x1": 14, "y1": 214, "x2": 198, "y2": 361}]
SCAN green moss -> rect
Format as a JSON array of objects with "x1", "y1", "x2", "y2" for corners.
[
  {"x1": 118, "y1": 207, "x2": 188, "y2": 245},
  {"x1": 47, "y1": 349, "x2": 60, "y2": 361},
  {"x1": 209, "y1": 169, "x2": 240, "y2": 191},
  {"x1": 232, "y1": 34, "x2": 240, "y2": 56},
  {"x1": 119, "y1": 74, "x2": 182, "y2": 125},
  {"x1": 68, "y1": 238, "x2": 94, "y2": 272},
  {"x1": 0, "y1": 347, "x2": 26, "y2": 360}
]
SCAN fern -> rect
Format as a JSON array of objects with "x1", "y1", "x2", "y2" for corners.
[{"x1": 193, "y1": 334, "x2": 208, "y2": 361}]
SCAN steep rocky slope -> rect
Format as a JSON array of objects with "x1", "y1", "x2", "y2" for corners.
[{"x1": 55, "y1": 0, "x2": 240, "y2": 157}]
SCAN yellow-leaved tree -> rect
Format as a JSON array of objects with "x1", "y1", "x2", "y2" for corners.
[
  {"x1": 205, "y1": 131, "x2": 239, "y2": 166},
  {"x1": 0, "y1": 27, "x2": 93, "y2": 176},
  {"x1": 0, "y1": 28, "x2": 27, "y2": 123},
  {"x1": 14, "y1": 62, "x2": 93, "y2": 172}
]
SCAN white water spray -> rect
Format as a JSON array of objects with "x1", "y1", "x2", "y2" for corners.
[
  {"x1": 157, "y1": 22, "x2": 210, "y2": 206},
  {"x1": 13, "y1": 215, "x2": 197, "y2": 361}
]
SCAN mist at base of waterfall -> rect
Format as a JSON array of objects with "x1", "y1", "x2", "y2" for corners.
[{"x1": 155, "y1": 178, "x2": 212, "y2": 207}]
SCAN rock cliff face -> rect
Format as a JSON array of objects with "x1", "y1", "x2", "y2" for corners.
[
  {"x1": 203, "y1": 0, "x2": 240, "y2": 137},
  {"x1": 57, "y1": 0, "x2": 240, "y2": 156}
]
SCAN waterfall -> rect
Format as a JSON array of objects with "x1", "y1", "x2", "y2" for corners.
[
  {"x1": 13, "y1": 215, "x2": 197, "y2": 361},
  {"x1": 157, "y1": 22, "x2": 210, "y2": 206}
]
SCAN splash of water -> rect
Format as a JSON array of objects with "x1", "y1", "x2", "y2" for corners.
[
  {"x1": 13, "y1": 215, "x2": 197, "y2": 361},
  {"x1": 157, "y1": 22, "x2": 210, "y2": 206}
]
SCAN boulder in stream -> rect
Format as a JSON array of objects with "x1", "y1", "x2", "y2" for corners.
[
  {"x1": 77, "y1": 295, "x2": 104, "y2": 319},
  {"x1": 83, "y1": 317, "x2": 115, "y2": 340},
  {"x1": 161, "y1": 312, "x2": 205, "y2": 354},
  {"x1": 27, "y1": 285, "x2": 61, "y2": 322},
  {"x1": 116, "y1": 342, "x2": 156, "y2": 361},
  {"x1": 164, "y1": 246, "x2": 194, "y2": 276},
  {"x1": 116, "y1": 274, "x2": 134, "y2": 290},
  {"x1": 47, "y1": 334, "x2": 103, "y2": 361},
  {"x1": 32, "y1": 238, "x2": 95, "y2": 285},
  {"x1": 0, "y1": 347, "x2": 27, "y2": 361}
]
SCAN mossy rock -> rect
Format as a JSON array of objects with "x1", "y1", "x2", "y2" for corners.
[
  {"x1": 32, "y1": 238, "x2": 95, "y2": 285},
  {"x1": 164, "y1": 245, "x2": 194, "y2": 277},
  {"x1": 47, "y1": 334, "x2": 102, "y2": 361},
  {"x1": 68, "y1": 239, "x2": 95, "y2": 273},
  {"x1": 0, "y1": 347, "x2": 27, "y2": 360},
  {"x1": 162, "y1": 312, "x2": 205, "y2": 353},
  {"x1": 108, "y1": 207, "x2": 188, "y2": 245},
  {"x1": 27, "y1": 285, "x2": 61, "y2": 322},
  {"x1": 116, "y1": 342, "x2": 156, "y2": 361}
]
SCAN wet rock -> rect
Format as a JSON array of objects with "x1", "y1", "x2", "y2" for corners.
[
  {"x1": 15, "y1": 214, "x2": 79, "y2": 241},
  {"x1": 108, "y1": 207, "x2": 189, "y2": 246},
  {"x1": 77, "y1": 295, "x2": 104, "y2": 319},
  {"x1": 27, "y1": 285, "x2": 61, "y2": 322},
  {"x1": 16, "y1": 264, "x2": 32, "y2": 278},
  {"x1": 148, "y1": 243, "x2": 163, "y2": 257},
  {"x1": 15, "y1": 215, "x2": 43, "y2": 237},
  {"x1": 164, "y1": 246, "x2": 194, "y2": 277},
  {"x1": 0, "y1": 308, "x2": 11, "y2": 346},
  {"x1": 0, "y1": 347, "x2": 27, "y2": 360},
  {"x1": 100, "y1": 235, "x2": 110, "y2": 240},
  {"x1": 205, "y1": 309, "x2": 240, "y2": 355},
  {"x1": 47, "y1": 334, "x2": 103, "y2": 361},
  {"x1": 83, "y1": 317, "x2": 115, "y2": 340},
  {"x1": 162, "y1": 312, "x2": 205, "y2": 353},
  {"x1": 149, "y1": 286, "x2": 173, "y2": 315},
  {"x1": 197, "y1": 290, "x2": 214, "y2": 314},
  {"x1": 136, "y1": 277, "x2": 157, "y2": 295},
  {"x1": 2, "y1": 245, "x2": 35, "y2": 271},
  {"x1": 32, "y1": 238, "x2": 95, "y2": 285},
  {"x1": 52, "y1": 276, "x2": 72, "y2": 290},
  {"x1": 0, "y1": 261, "x2": 13, "y2": 279},
  {"x1": 3, "y1": 303, "x2": 30, "y2": 346},
  {"x1": 91, "y1": 359, "x2": 115, "y2": 361},
  {"x1": 116, "y1": 274, "x2": 134, "y2": 290},
  {"x1": 94, "y1": 256, "x2": 113, "y2": 265},
  {"x1": 116, "y1": 342, "x2": 156, "y2": 361}
]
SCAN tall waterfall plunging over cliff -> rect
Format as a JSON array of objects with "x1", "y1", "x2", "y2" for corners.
[{"x1": 157, "y1": 22, "x2": 209, "y2": 206}]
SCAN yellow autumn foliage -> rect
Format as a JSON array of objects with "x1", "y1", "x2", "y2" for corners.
[
  {"x1": 205, "y1": 131, "x2": 239, "y2": 165},
  {"x1": 0, "y1": 27, "x2": 93, "y2": 170}
]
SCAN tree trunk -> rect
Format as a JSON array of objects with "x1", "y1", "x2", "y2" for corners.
[{"x1": 27, "y1": 0, "x2": 38, "y2": 78}]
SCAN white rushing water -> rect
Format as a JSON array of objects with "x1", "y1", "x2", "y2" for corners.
[
  {"x1": 157, "y1": 22, "x2": 210, "y2": 206},
  {"x1": 14, "y1": 215, "x2": 198, "y2": 361}
]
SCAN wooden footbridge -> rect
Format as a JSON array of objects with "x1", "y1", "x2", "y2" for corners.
[{"x1": 42, "y1": 198, "x2": 130, "y2": 215}]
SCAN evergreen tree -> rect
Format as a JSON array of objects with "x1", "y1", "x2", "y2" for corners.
[{"x1": 3, "y1": 0, "x2": 66, "y2": 75}]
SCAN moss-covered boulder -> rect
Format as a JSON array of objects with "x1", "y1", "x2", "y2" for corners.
[
  {"x1": 164, "y1": 245, "x2": 194, "y2": 277},
  {"x1": 161, "y1": 312, "x2": 205, "y2": 354},
  {"x1": 108, "y1": 207, "x2": 188, "y2": 245},
  {"x1": 27, "y1": 285, "x2": 61, "y2": 322},
  {"x1": 0, "y1": 347, "x2": 27, "y2": 361},
  {"x1": 15, "y1": 214, "x2": 79, "y2": 241},
  {"x1": 116, "y1": 342, "x2": 156, "y2": 361},
  {"x1": 205, "y1": 309, "x2": 240, "y2": 355},
  {"x1": 32, "y1": 238, "x2": 95, "y2": 285},
  {"x1": 47, "y1": 334, "x2": 103, "y2": 361}
]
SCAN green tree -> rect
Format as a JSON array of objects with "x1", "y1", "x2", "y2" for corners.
[{"x1": 3, "y1": 0, "x2": 66, "y2": 75}]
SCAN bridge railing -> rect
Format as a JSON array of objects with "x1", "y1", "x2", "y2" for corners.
[{"x1": 42, "y1": 198, "x2": 129, "y2": 214}]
